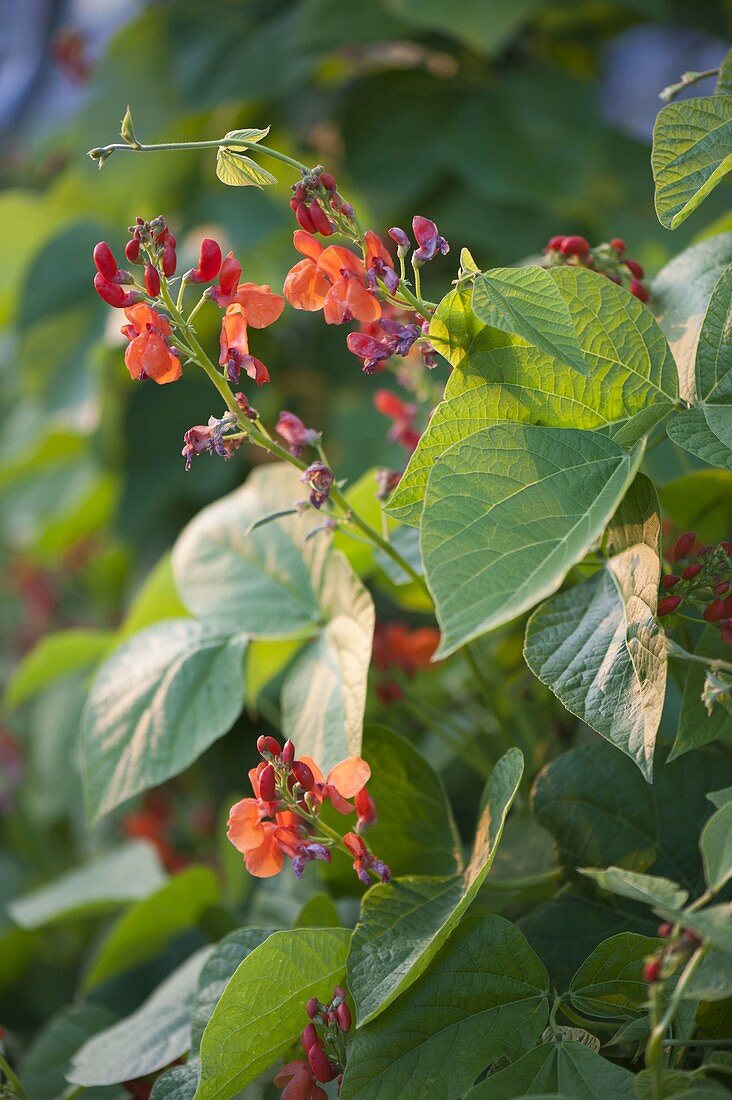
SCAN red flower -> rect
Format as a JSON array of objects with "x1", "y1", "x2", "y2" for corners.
[
  {"x1": 219, "y1": 304, "x2": 270, "y2": 385},
  {"x1": 283, "y1": 232, "x2": 381, "y2": 325},
  {"x1": 122, "y1": 303, "x2": 182, "y2": 384},
  {"x1": 274, "y1": 1060, "x2": 328, "y2": 1100}
]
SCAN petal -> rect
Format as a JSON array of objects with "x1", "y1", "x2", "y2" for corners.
[
  {"x1": 124, "y1": 337, "x2": 145, "y2": 379},
  {"x1": 241, "y1": 354, "x2": 270, "y2": 385},
  {"x1": 293, "y1": 230, "x2": 323, "y2": 261},
  {"x1": 150, "y1": 349, "x2": 183, "y2": 385},
  {"x1": 297, "y1": 757, "x2": 325, "y2": 786},
  {"x1": 345, "y1": 279, "x2": 381, "y2": 324},
  {"x1": 364, "y1": 230, "x2": 393, "y2": 270},
  {"x1": 227, "y1": 798, "x2": 265, "y2": 853},
  {"x1": 244, "y1": 825, "x2": 284, "y2": 877},
  {"x1": 234, "y1": 283, "x2": 285, "y2": 328},
  {"x1": 322, "y1": 281, "x2": 349, "y2": 325},
  {"x1": 317, "y1": 245, "x2": 363, "y2": 283},
  {"x1": 326, "y1": 756, "x2": 371, "y2": 799},
  {"x1": 283, "y1": 259, "x2": 330, "y2": 311}
]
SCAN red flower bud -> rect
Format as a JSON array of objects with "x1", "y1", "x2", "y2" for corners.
[
  {"x1": 162, "y1": 238, "x2": 177, "y2": 277},
  {"x1": 672, "y1": 532, "x2": 696, "y2": 562},
  {"x1": 333, "y1": 985, "x2": 346, "y2": 1000},
  {"x1": 624, "y1": 258, "x2": 644, "y2": 279},
  {"x1": 546, "y1": 235, "x2": 566, "y2": 251},
  {"x1": 319, "y1": 172, "x2": 337, "y2": 191},
  {"x1": 724, "y1": 594, "x2": 732, "y2": 617},
  {"x1": 610, "y1": 237, "x2": 626, "y2": 254},
  {"x1": 307, "y1": 1041, "x2": 336, "y2": 1083},
  {"x1": 144, "y1": 262, "x2": 161, "y2": 297},
  {"x1": 308, "y1": 200, "x2": 334, "y2": 236},
  {"x1": 657, "y1": 922, "x2": 673, "y2": 938},
  {"x1": 125, "y1": 238, "x2": 141, "y2": 263},
  {"x1": 295, "y1": 202, "x2": 316, "y2": 234},
  {"x1": 643, "y1": 958, "x2": 662, "y2": 984},
  {"x1": 662, "y1": 574, "x2": 680, "y2": 590},
  {"x1": 281, "y1": 739, "x2": 295, "y2": 766},
  {"x1": 715, "y1": 581, "x2": 730, "y2": 595},
  {"x1": 560, "y1": 235, "x2": 590, "y2": 256},
  {"x1": 93, "y1": 241, "x2": 119, "y2": 280},
  {"x1": 301, "y1": 1023, "x2": 318, "y2": 1053},
  {"x1": 306, "y1": 997, "x2": 319, "y2": 1019},
  {"x1": 93, "y1": 273, "x2": 143, "y2": 308},
  {"x1": 682, "y1": 563, "x2": 702, "y2": 581},
  {"x1": 629, "y1": 279, "x2": 649, "y2": 302},
  {"x1": 292, "y1": 760, "x2": 315, "y2": 792},
  {"x1": 188, "y1": 238, "x2": 223, "y2": 283},
  {"x1": 257, "y1": 735, "x2": 281, "y2": 757},
  {"x1": 704, "y1": 599, "x2": 727, "y2": 623},
  {"x1": 721, "y1": 541, "x2": 732, "y2": 556},
  {"x1": 657, "y1": 595, "x2": 683, "y2": 616},
  {"x1": 259, "y1": 764, "x2": 277, "y2": 802},
  {"x1": 336, "y1": 1002, "x2": 351, "y2": 1032}
]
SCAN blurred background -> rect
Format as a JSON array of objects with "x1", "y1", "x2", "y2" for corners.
[{"x1": 1, "y1": 0, "x2": 731, "y2": 1044}]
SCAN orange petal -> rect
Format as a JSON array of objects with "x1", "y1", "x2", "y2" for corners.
[
  {"x1": 345, "y1": 278, "x2": 381, "y2": 324},
  {"x1": 227, "y1": 798, "x2": 265, "y2": 853},
  {"x1": 283, "y1": 258, "x2": 330, "y2": 311},
  {"x1": 219, "y1": 305, "x2": 249, "y2": 365},
  {"x1": 293, "y1": 230, "x2": 323, "y2": 261},
  {"x1": 234, "y1": 283, "x2": 285, "y2": 329},
  {"x1": 317, "y1": 245, "x2": 363, "y2": 283},
  {"x1": 123, "y1": 302, "x2": 171, "y2": 338},
  {"x1": 364, "y1": 230, "x2": 393, "y2": 270},
  {"x1": 244, "y1": 825, "x2": 284, "y2": 877},
  {"x1": 326, "y1": 756, "x2": 371, "y2": 799}
]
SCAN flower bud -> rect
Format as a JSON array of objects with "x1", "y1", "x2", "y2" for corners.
[
  {"x1": 657, "y1": 595, "x2": 683, "y2": 617},
  {"x1": 388, "y1": 227, "x2": 410, "y2": 252},
  {"x1": 259, "y1": 764, "x2": 277, "y2": 802},
  {"x1": 629, "y1": 279, "x2": 649, "y2": 302},
  {"x1": 624, "y1": 258, "x2": 644, "y2": 279},
  {"x1": 292, "y1": 760, "x2": 315, "y2": 792},
  {"x1": 336, "y1": 1002, "x2": 351, "y2": 1032},
  {"x1": 257, "y1": 735, "x2": 281, "y2": 757},
  {"x1": 144, "y1": 262, "x2": 161, "y2": 297},
  {"x1": 672, "y1": 532, "x2": 696, "y2": 562},
  {"x1": 93, "y1": 273, "x2": 143, "y2": 308},
  {"x1": 545, "y1": 235, "x2": 566, "y2": 251},
  {"x1": 162, "y1": 238, "x2": 177, "y2": 276},
  {"x1": 610, "y1": 237, "x2": 626, "y2": 254},
  {"x1": 682, "y1": 563, "x2": 702, "y2": 581},
  {"x1": 188, "y1": 238, "x2": 223, "y2": 283},
  {"x1": 657, "y1": 922, "x2": 673, "y2": 938},
  {"x1": 319, "y1": 172, "x2": 337, "y2": 191},
  {"x1": 559, "y1": 235, "x2": 589, "y2": 256},
  {"x1": 281, "y1": 739, "x2": 295, "y2": 766},
  {"x1": 662, "y1": 575, "x2": 680, "y2": 590},
  {"x1": 301, "y1": 1023, "x2": 318, "y2": 1053},
  {"x1": 93, "y1": 241, "x2": 119, "y2": 280},
  {"x1": 643, "y1": 957, "x2": 662, "y2": 984},
  {"x1": 308, "y1": 200, "x2": 334, "y2": 236},
  {"x1": 125, "y1": 238, "x2": 141, "y2": 263},
  {"x1": 307, "y1": 1041, "x2": 337, "y2": 1083},
  {"x1": 715, "y1": 581, "x2": 730, "y2": 595},
  {"x1": 295, "y1": 202, "x2": 316, "y2": 234},
  {"x1": 703, "y1": 599, "x2": 727, "y2": 623},
  {"x1": 306, "y1": 997, "x2": 319, "y2": 1019}
]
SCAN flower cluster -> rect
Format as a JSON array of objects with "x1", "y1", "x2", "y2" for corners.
[
  {"x1": 227, "y1": 736, "x2": 389, "y2": 883},
  {"x1": 275, "y1": 986, "x2": 351, "y2": 1098},
  {"x1": 643, "y1": 922, "x2": 702, "y2": 984},
  {"x1": 542, "y1": 235, "x2": 650, "y2": 302},
  {"x1": 658, "y1": 531, "x2": 732, "y2": 644},
  {"x1": 289, "y1": 166, "x2": 356, "y2": 237},
  {"x1": 373, "y1": 620, "x2": 441, "y2": 703}
]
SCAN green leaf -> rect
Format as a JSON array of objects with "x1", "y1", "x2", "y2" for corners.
[
  {"x1": 568, "y1": 933, "x2": 661, "y2": 1019},
  {"x1": 222, "y1": 127, "x2": 270, "y2": 146},
  {"x1": 294, "y1": 894, "x2": 341, "y2": 928},
  {"x1": 3, "y1": 628, "x2": 115, "y2": 710},
  {"x1": 195, "y1": 928, "x2": 351, "y2": 1100},
  {"x1": 701, "y1": 800, "x2": 732, "y2": 893},
  {"x1": 8, "y1": 841, "x2": 166, "y2": 928},
  {"x1": 348, "y1": 748, "x2": 523, "y2": 1025},
  {"x1": 664, "y1": 904, "x2": 732, "y2": 954},
  {"x1": 190, "y1": 928, "x2": 272, "y2": 1051},
  {"x1": 341, "y1": 914, "x2": 549, "y2": 1100},
  {"x1": 667, "y1": 405, "x2": 732, "y2": 471},
  {"x1": 652, "y1": 95, "x2": 732, "y2": 229},
  {"x1": 682, "y1": 949, "x2": 732, "y2": 1002},
  {"x1": 18, "y1": 1004, "x2": 119, "y2": 1100},
  {"x1": 421, "y1": 425, "x2": 643, "y2": 656},
  {"x1": 151, "y1": 1060, "x2": 200, "y2": 1099},
  {"x1": 246, "y1": 637, "x2": 302, "y2": 704},
  {"x1": 215, "y1": 131, "x2": 276, "y2": 189},
  {"x1": 280, "y1": 551, "x2": 374, "y2": 770},
  {"x1": 83, "y1": 866, "x2": 220, "y2": 990},
  {"x1": 389, "y1": 277, "x2": 675, "y2": 526},
  {"x1": 671, "y1": 628, "x2": 732, "y2": 760},
  {"x1": 119, "y1": 552, "x2": 189, "y2": 640},
  {"x1": 382, "y1": 0, "x2": 549, "y2": 56},
  {"x1": 578, "y1": 867, "x2": 688, "y2": 910},
  {"x1": 464, "y1": 1039, "x2": 636, "y2": 1098},
  {"x1": 652, "y1": 233, "x2": 732, "y2": 402},
  {"x1": 525, "y1": 479, "x2": 665, "y2": 779},
  {"x1": 82, "y1": 619, "x2": 248, "y2": 822},
  {"x1": 69, "y1": 947, "x2": 212, "y2": 1087}
]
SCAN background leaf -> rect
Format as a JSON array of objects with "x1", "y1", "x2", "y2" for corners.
[{"x1": 652, "y1": 95, "x2": 732, "y2": 229}]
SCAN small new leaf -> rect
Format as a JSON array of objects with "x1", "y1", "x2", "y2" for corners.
[{"x1": 120, "y1": 105, "x2": 139, "y2": 147}]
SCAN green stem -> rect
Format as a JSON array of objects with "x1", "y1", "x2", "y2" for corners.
[
  {"x1": 667, "y1": 640, "x2": 732, "y2": 676},
  {"x1": 90, "y1": 137, "x2": 308, "y2": 174},
  {"x1": 0, "y1": 1054, "x2": 27, "y2": 1100},
  {"x1": 646, "y1": 946, "x2": 708, "y2": 1099}
]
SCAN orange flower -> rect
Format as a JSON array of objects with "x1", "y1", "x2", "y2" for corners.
[
  {"x1": 218, "y1": 284, "x2": 283, "y2": 385},
  {"x1": 227, "y1": 798, "x2": 302, "y2": 878},
  {"x1": 232, "y1": 282, "x2": 285, "y2": 328},
  {"x1": 374, "y1": 622, "x2": 440, "y2": 676},
  {"x1": 122, "y1": 303, "x2": 182, "y2": 384},
  {"x1": 299, "y1": 755, "x2": 371, "y2": 814},
  {"x1": 283, "y1": 232, "x2": 381, "y2": 325}
]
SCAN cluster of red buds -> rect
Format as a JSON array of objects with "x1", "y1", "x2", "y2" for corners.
[
  {"x1": 227, "y1": 736, "x2": 387, "y2": 884},
  {"x1": 275, "y1": 987, "x2": 351, "y2": 1098},
  {"x1": 658, "y1": 531, "x2": 732, "y2": 644},
  {"x1": 643, "y1": 922, "x2": 702, "y2": 984},
  {"x1": 542, "y1": 235, "x2": 650, "y2": 302},
  {"x1": 373, "y1": 389, "x2": 422, "y2": 454},
  {"x1": 289, "y1": 167, "x2": 356, "y2": 237},
  {"x1": 373, "y1": 620, "x2": 441, "y2": 704}
]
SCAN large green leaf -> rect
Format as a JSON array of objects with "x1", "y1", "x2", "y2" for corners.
[
  {"x1": 341, "y1": 914, "x2": 549, "y2": 1100},
  {"x1": 652, "y1": 233, "x2": 732, "y2": 403},
  {"x1": 348, "y1": 748, "x2": 523, "y2": 1025},
  {"x1": 568, "y1": 933, "x2": 661, "y2": 1019},
  {"x1": 464, "y1": 1039, "x2": 636, "y2": 1098},
  {"x1": 151, "y1": 1061, "x2": 200, "y2": 1099},
  {"x1": 652, "y1": 95, "x2": 732, "y2": 229},
  {"x1": 579, "y1": 867, "x2": 689, "y2": 910},
  {"x1": 671, "y1": 631, "x2": 732, "y2": 762},
  {"x1": 18, "y1": 1004, "x2": 120, "y2": 1100},
  {"x1": 195, "y1": 928, "x2": 350, "y2": 1100},
  {"x1": 82, "y1": 619, "x2": 248, "y2": 822},
  {"x1": 525, "y1": 477, "x2": 665, "y2": 779},
  {"x1": 421, "y1": 424, "x2": 643, "y2": 656},
  {"x1": 682, "y1": 949, "x2": 732, "y2": 1002},
  {"x1": 389, "y1": 277, "x2": 675, "y2": 526},
  {"x1": 172, "y1": 465, "x2": 324, "y2": 636},
  {"x1": 83, "y1": 867, "x2": 220, "y2": 990},
  {"x1": 190, "y1": 928, "x2": 272, "y2": 1051},
  {"x1": 701, "y1": 799, "x2": 732, "y2": 893},
  {"x1": 280, "y1": 551, "x2": 374, "y2": 771},
  {"x1": 3, "y1": 628, "x2": 115, "y2": 710},
  {"x1": 69, "y1": 947, "x2": 213, "y2": 1087},
  {"x1": 667, "y1": 405, "x2": 732, "y2": 471},
  {"x1": 8, "y1": 841, "x2": 166, "y2": 929}
]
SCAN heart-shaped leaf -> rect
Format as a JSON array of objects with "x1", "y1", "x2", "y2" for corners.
[{"x1": 652, "y1": 95, "x2": 732, "y2": 229}]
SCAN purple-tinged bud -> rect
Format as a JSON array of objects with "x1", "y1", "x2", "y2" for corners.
[
  {"x1": 412, "y1": 215, "x2": 449, "y2": 264},
  {"x1": 292, "y1": 760, "x2": 315, "y2": 791},
  {"x1": 336, "y1": 1002, "x2": 351, "y2": 1032},
  {"x1": 306, "y1": 997, "x2": 319, "y2": 1019},
  {"x1": 346, "y1": 332, "x2": 392, "y2": 374},
  {"x1": 125, "y1": 238, "x2": 141, "y2": 263},
  {"x1": 281, "y1": 739, "x2": 295, "y2": 766},
  {"x1": 257, "y1": 735, "x2": 281, "y2": 756},
  {"x1": 144, "y1": 262, "x2": 161, "y2": 297},
  {"x1": 301, "y1": 462, "x2": 334, "y2": 509},
  {"x1": 308, "y1": 1041, "x2": 337, "y2": 1083},
  {"x1": 93, "y1": 241, "x2": 119, "y2": 280},
  {"x1": 259, "y1": 764, "x2": 277, "y2": 802},
  {"x1": 388, "y1": 227, "x2": 410, "y2": 252},
  {"x1": 301, "y1": 1023, "x2": 318, "y2": 1053},
  {"x1": 333, "y1": 986, "x2": 347, "y2": 1000}
]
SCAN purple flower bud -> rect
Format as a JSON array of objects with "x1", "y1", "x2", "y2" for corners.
[
  {"x1": 292, "y1": 842, "x2": 332, "y2": 878},
  {"x1": 346, "y1": 332, "x2": 392, "y2": 374},
  {"x1": 367, "y1": 258, "x2": 399, "y2": 294},
  {"x1": 302, "y1": 462, "x2": 334, "y2": 509},
  {"x1": 276, "y1": 411, "x2": 321, "y2": 458},
  {"x1": 412, "y1": 216, "x2": 449, "y2": 265},
  {"x1": 379, "y1": 319, "x2": 421, "y2": 357},
  {"x1": 388, "y1": 227, "x2": 410, "y2": 251}
]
